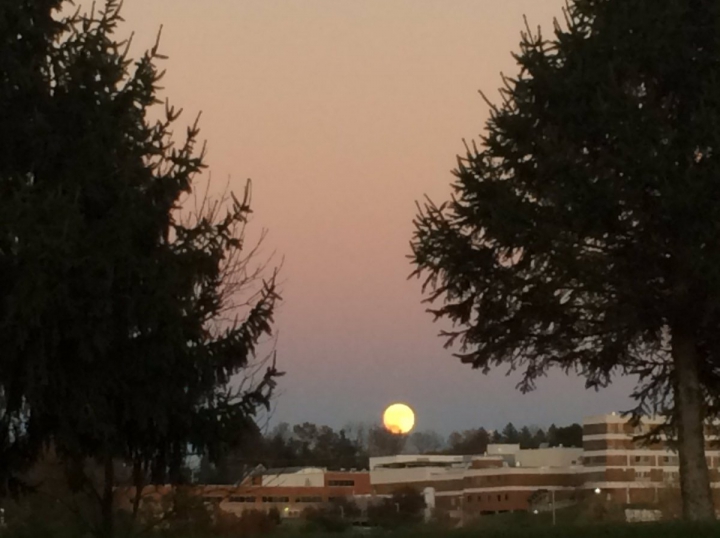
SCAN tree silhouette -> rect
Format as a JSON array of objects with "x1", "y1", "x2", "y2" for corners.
[
  {"x1": 519, "y1": 427, "x2": 534, "y2": 449},
  {"x1": 411, "y1": 0, "x2": 720, "y2": 520},
  {"x1": 501, "y1": 423, "x2": 520, "y2": 444},
  {"x1": 408, "y1": 430, "x2": 444, "y2": 454},
  {"x1": 0, "y1": 1, "x2": 280, "y2": 533}
]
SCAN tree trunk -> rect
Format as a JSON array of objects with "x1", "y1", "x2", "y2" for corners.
[
  {"x1": 151, "y1": 450, "x2": 167, "y2": 485},
  {"x1": 671, "y1": 327, "x2": 715, "y2": 520},
  {"x1": 131, "y1": 458, "x2": 144, "y2": 520},
  {"x1": 100, "y1": 457, "x2": 115, "y2": 537}
]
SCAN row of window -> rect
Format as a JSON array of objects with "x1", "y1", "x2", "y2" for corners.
[
  {"x1": 585, "y1": 455, "x2": 682, "y2": 465},
  {"x1": 328, "y1": 480, "x2": 355, "y2": 487},
  {"x1": 228, "y1": 496, "x2": 324, "y2": 504},
  {"x1": 466, "y1": 493, "x2": 509, "y2": 503}
]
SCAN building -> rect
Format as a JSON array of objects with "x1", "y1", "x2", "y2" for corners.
[
  {"x1": 118, "y1": 413, "x2": 720, "y2": 524},
  {"x1": 116, "y1": 468, "x2": 372, "y2": 520},
  {"x1": 369, "y1": 413, "x2": 720, "y2": 522},
  {"x1": 370, "y1": 446, "x2": 583, "y2": 519},
  {"x1": 580, "y1": 413, "x2": 720, "y2": 505}
]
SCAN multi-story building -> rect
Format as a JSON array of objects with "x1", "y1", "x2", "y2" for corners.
[
  {"x1": 580, "y1": 413, "x2": 720, "y2": 505},
  {"x1": 369, "y1": 413, "x2": 720, "y2": 521},
  {"x1": 370, "y1": 446, "x2": 583, "y2": 519}
]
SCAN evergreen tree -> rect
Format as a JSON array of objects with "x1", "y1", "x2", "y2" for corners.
[
  {"x1": 0, "y1": 1, "x2": 280, "y2": 533},
  {"x1": 531, "y1": 428, "x2": 548, "y2": 448},
  {"x1": 547, "y1": 425, "x2": 559, "y2": 448},
  {"x1": 519, "y1": 426, "x2": 534, "y2": 449},
  {"x1": 501, "y1": 423, "x2": 520, "y2": 444},
  {"x1": 411, "y1": 0, "x2": 720, "y2": 520},
  {"x1": 445, "y1": 428, "x2": 489, "y2": 455},
  {"x1": 554, "y1": 424, "x2": 584, "y2": 448}
]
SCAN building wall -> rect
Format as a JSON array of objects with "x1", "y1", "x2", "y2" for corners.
[
  {"x1": 369, "y1": 454, "x2": 478, "y2": 471},
  {"x1": 516, "y1": 448, "x2": 583, "y2": 468},
  {"x1": 581, "y1": 413, "x2": 720, "y2": 509},
  {"x1": 117, "y1": 470, "x2": 372, "y2": 521},
  {"x1": 370, "y1": 461, "x2": 582, "y2": 517},
  {"x1": 324, "y1": 471, "x2": 372, "y2": 497},
  {"x1": 463, "y1": 468, "x2": 582, "y2": 489},
  {"x1": 372, "y1": 477, "x2": 463, "y2": 495},
  {"x1": 262, "y1": 468, "x2": 325, "y2": 488},
  {"x1": 470, "y1": 459, "x2": 504, "y2": 469},
  {"x1": 370, "y1": 467, "x2": 438, "y2": 486}
]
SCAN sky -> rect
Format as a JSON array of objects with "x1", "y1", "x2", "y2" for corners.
[{"x1": 117, "y1": 0, "x2": 638, "y2": 435}]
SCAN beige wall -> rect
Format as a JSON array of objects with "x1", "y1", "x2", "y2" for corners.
[
  {"x1": 516, "y1": 448, "x2": 583, "y2": 468},
  {"x1": 369, "y1": 455, "x2": 470, "y2": 470},
  {"x1": 262, "y1": 468, "x2": 325, "y2": 488}
]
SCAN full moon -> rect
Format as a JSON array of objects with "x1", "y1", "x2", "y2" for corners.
[{"x1": 383, "y1": 403, "x2": 415, "y2": 435}]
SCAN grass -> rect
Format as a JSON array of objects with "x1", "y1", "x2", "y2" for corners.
[
  {"x1": 270, "y1": 521, "x2": 720, "y2": 538},
  {"x1": 268, "y1": 503, "x2": 720, "y2": 538}
]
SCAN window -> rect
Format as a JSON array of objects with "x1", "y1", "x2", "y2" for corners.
[
  {"x1": 504, "y1": 494, "x2": 509, "y2": 501},
  {"x1": 262, "y1": 496, "x2": 290, "y2": 503},
  {"x1": 229, "y1": 496, "x2": 256, "y2": 503},
  {"x1": 467, "y1": 496, "x2": 472, "y2": 503},
  {"x1": 329, "y1": 480, "x2": 355, "y2": 487},
  {"x1": 296, "y1": 496, "x2": 323, "y2": 503},
  {"x1": 497, "y1": 495, "x2": 502, "y2": 502}
]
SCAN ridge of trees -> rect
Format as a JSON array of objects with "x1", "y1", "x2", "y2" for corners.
[{"x1": 195, "y1": 421, "x2": 583, "y2": 484}]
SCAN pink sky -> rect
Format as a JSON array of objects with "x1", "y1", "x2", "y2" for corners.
[{"x1": 119, "y1": 0, "x2": 636, "y2": 433}]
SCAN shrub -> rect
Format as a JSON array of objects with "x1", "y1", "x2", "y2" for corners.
[{"x1": 301, "y1": 506, "x2": 349, "y2": 533}]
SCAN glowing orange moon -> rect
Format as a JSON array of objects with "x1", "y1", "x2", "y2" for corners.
[{"x1": 383, "y1": 403, "x2": 415, "y2": 435}]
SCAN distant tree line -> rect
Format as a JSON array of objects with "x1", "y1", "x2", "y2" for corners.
[{"x1": 195, "y1": 421, "x2": 583, "y2": 484}]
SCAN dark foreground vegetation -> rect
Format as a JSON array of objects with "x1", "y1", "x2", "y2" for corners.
[
  {"x1": 1, "y1": 494, "x2": 719, "y2": 538},
  {"x1": 413, "y1": 522, "x2": 720, "y2": 538},
  {"x1": 4, "y1": 517, "x2": 716, "y2": 538}
]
